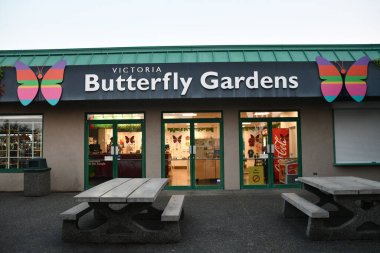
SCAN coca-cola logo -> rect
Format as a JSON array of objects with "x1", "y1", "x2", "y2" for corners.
[
  {"x1": 273, "y1": 131, "x2": 289, "y2": 177},
  {"x1": 274, "y1": 134, "x2": 288, "y2": 157}
]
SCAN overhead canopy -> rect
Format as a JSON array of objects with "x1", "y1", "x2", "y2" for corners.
[
  {"x1": 0, "y1": 44, "x2": 380, "y2": 66},
  {"x1": 1, "y1": 45, "x2": 379, "y2": 103}
]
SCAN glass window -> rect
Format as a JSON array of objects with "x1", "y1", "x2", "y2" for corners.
[
  {"x1": 0, "y1": 115, "x2": 43, "y2": 170},
  {"x1": 240, "y1": 111, "x2": 298, "y2": 118},
  {"x1": 242, "y1": 122, "x2": 269, "y2": 186},
  {"x1": 272, "y1": 121, "x2": 299, "y2": 185},
  {"x1": 86, "y1": 113, "x2": 145, "y2": 187},
  {"x1": 87, "y1": 113, "x2": 144, "y2": 120},
  {"x1": 334, "y1": 108, "x2": 380, "y2": 164},
  {"x1": 163, "y1": 112, "x2": 222, "y2": 119},
  {"x1": 241, "y1": 111, "x2": 300, "y2": 188}
]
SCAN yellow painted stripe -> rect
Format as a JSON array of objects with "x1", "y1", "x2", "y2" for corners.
[{"x1": 322, "y1": 82, "x2": 342, "y2": 85}]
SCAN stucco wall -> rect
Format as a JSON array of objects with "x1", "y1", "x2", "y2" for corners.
[
  {"x1": 223, "y1": 107, "x2": 240, "y2": 189},
  {"x1": 1, "y1": 99, "x2": 379, "y2": 191},
  {"x1": 43, "y1": 105, "x2": 84, "y2": 191},
  {"x1": 0, "y1": 173, "x2": 23, "y2": 191},
  {"x1": 300, "y1": 101, "x2": 380, "y2": 180},
  {"x1": 145, "y1": 108, "x2": 162, "y2": 178},
  {"x1": 0, "y1": 103, "x2": 85, "y2": 191}
]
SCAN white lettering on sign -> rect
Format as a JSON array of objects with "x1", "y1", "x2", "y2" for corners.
[
  {"x1": 200, "y1": 71, "x2": 299, "y2": 90},
  {"x1": 116, "y1": 76, "x2": 125, "y2": 91},
  {"x1": 112, "y1": 66, "x2": 162, "y2": 74},
  {"x1": 289, "y1": 76, "x2": 298, "y2": 88},
  {"x1": 200, "y1": 71, "x2": 218, "y2": 89},
  {"x1": 85, "y1": 67, "x2": 299, "y2": 95},
  {"x1": 85, "y1": 74, "x2": 100, "y2": 91},
  {"x1": 85, "y1": 72, "x2": 193, "y2": 95}
]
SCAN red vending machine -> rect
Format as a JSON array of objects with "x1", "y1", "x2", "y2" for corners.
[{"x1": 272, "y1": 128, "x2": 289, "y2": 183}]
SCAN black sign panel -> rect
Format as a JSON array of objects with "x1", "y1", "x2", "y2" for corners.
[{"x1": 1, "y1": 62, "x2": 379, "y2": 102}]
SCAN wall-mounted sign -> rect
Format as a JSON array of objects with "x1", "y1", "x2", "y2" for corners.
[
  {"x1": 63, "y1": 62, "x2": 313, "y2": 100},
  {"x1": 316, "y1": 56, "x2": 370, "y2": 103},
  {"x1": 1, "y1": 61, "x2": 379, "y2": 103},
  {"x1": 14, "y1": 60, "x2": 67, "y2": 106},
  {"x1": 84, "y1": 69, "x2": 299, "y2": 95}
]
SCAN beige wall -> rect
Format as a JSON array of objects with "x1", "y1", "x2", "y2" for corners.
[
  {"x1": 0, "y1": 173, "x2": 23, "y2": 191},
  {"x1": 223, "y1": 107, "x2": 240, "y2": 189},
  {"x1": 44, "y1": 106, "x2": 84, "y2": 191},
  {"x1": 300, "y1": 101, "x2": 380, "y2": 180},
  {"x1": 0, "y1": 103, "x2": 85, "y2": 191},
  {"x1": 145, "y1": 108, "x2": 161, "y2": 178},
  {"x1": 1, "y1": 99, "x2": 379, "y2": 191}
]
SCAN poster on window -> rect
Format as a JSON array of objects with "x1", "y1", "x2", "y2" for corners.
[
  {"x1": 272, "y1": 128, "x2": 289, "y2": 183},
  {"x1": 248, "y1": 166, "x2": 265, "y2": 185}
]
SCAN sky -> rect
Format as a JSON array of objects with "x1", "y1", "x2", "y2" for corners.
[{"x1": 0, "y1": 0, "x2": 379, "y2": 50}]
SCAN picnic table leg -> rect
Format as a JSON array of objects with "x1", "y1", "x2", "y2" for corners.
[
  {"x1": 306, "y1": 195, "x2": 380, "y2": 240},
  {"x1": 303, "y1": 184, "x2": 353, "y2": 217},
  {"x1": 327, "y1": 195, "x2": 380, "y2": 239},
  {"x1": 304, "y1": 184, "x2": 334, "y2": 206},
  {"x1": 63, "y1": 202, "x2": 182, "y2": 243},
  {"x1": 306, "y1": 218, "x2": 327, "y2": 240}
]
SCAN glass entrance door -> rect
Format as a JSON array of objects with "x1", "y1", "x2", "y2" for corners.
[
  {"x1": 240, "y1": 111, "x2": 300, "y2": 188},
  {"x1": 164, "y1": 123, "x2": 191, "y2": 187},
  {"x1": 116, "y1": 123, "x2": 143, "y2": 179},
  {"x1": 88, "y1": 124, "x2": 114, "y2": 186},
  {"x1": 86, "y1": 114, "x2": 144, "y2": 188},
  {"x1": 241, "y1": 122, "x2": 269, "y2": 186},
  {"x1": 163, "y1": 113, "x2": 223, "y2": 189},
  {"x1": 194, "y1": 122, "x2": 221, "y2": 187},
  {"x1": 272, "y1": 121, "x2": 299, "y2": 185}
]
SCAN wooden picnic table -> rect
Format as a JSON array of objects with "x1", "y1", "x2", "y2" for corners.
[
  {"x1": 290, "y1": 176, "x2": 380, "y2": 240},
  {"x1": 60, "y1": 178, "x2": 184, "y2": 243}
]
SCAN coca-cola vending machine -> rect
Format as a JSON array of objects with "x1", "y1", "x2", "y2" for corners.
[{"x1": 272, "y1": 128, "x2": 289, "y2": 183}]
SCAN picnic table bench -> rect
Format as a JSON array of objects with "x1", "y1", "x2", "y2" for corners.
[
  {"x1": 60, "y1": 178, "x2": 184, "y2": 243},
  {"x1": 282, "y1": 176, "x2": 380, "y2": 240}
]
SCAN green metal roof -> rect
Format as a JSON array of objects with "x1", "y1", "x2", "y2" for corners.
[{"x1": 0, "y1": 44, "x2": 380, "y2": 66}]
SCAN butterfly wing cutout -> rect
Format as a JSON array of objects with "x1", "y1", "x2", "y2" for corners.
[
  {"x1": 130, "y1": 136, "x2": 135, "y2": 143},
  {"x1": 315, "y1": 56, "x2": 343, "y2": 103},
  {"x1": 41, "y1": 60, "x2": 67, "y2": 106},
  {"x1": 178, "y1": 135, "x2": 182, "y2": 143},
  {"x1": 344, "y1": 56, "x2": 370, "y2": 102},
  {"x1": 125, "y1": 136, "x2": 129, "y2": 144},
  {"x1": 173, "y1": 135, "x2": 177, "y2": 143},
  {"x1": 248, "y1": 134, "x2": 255, "y2": 147},
  {"x1": 14, "y1": 61, "x2": 39, "y2": 106}
]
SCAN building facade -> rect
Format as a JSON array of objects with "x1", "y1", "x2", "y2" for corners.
[{"x1": 0, "y1": 45, "x2": 379, "y2": 191}]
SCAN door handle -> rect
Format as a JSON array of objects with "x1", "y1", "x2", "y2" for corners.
[{"x1": 111, "y1": 146, "x2": 118, "y2": 155}]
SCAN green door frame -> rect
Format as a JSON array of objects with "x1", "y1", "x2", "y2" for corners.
[
  {"x1": 84, "y1": 118, "x2": 146, "y2": 189},
  {"x1": 161, "y1": 118, "x2": 224, "y2": 190},
  {"x1": 239, "y1": 116, "x2": 302, "y2": 189}
]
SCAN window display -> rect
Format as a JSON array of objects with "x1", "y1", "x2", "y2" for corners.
[
  {"x1": 164, "y1": 119, "x2": 222, "y2": 188},
  {"x1": 86, "y1": 114, "x2": 145, "y2": 187},
  {"x1": 241, "y1": 111, "x2": 299, "y2": 188},
  {"x1": 242, "y1": 122, "x2": 268, "y2": 185},
  {"x1": 0, "y1": 115, "x2": 43, "y2": 170}
]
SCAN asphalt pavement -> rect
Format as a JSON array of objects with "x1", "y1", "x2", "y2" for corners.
[{"x1": 1, "y1": 189, "x2": 380, "y2": 253}]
